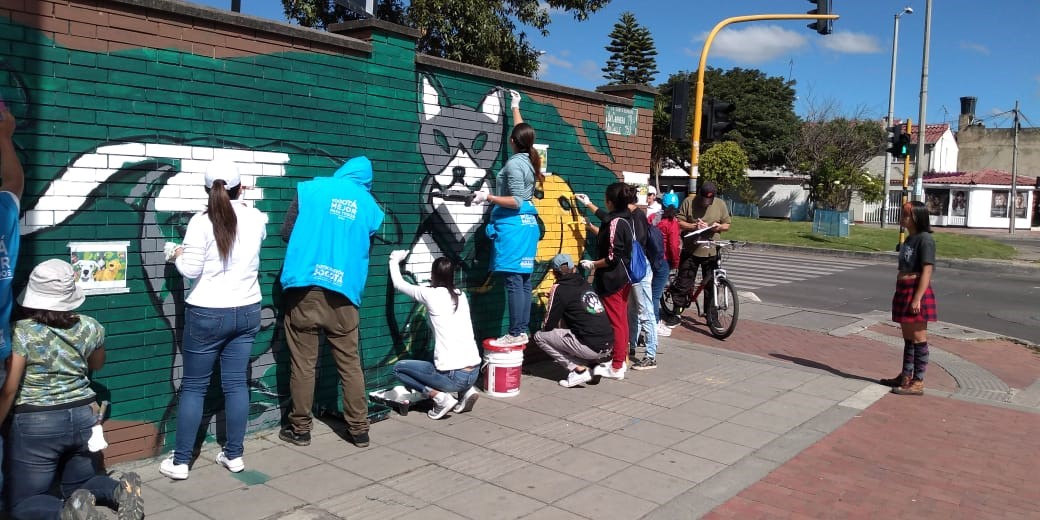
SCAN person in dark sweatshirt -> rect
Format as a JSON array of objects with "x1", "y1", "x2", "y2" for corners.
[{"x1": 532, "y1": 254, "x2": 614, "y2": 388}]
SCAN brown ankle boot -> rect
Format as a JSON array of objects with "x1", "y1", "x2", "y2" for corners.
[
  {"x1": 879, "y1": 374, "x2": 910, "y2": 387},
  {"x1": 892, "y1": 379, "x2": 924, "y2": 395}
]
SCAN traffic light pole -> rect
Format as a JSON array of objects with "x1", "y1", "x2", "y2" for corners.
[
  {"x1": 881, "y1": 8, "x2": 912, "y2": 229},
  {"x1": 688, "y1": 13, "x2": 839, "y2": 193},
  {"x1": 898, "y1": 119, "x2": 913, "y2": 246}
]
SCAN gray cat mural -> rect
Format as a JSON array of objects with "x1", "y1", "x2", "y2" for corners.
[{"x1": 403, "y1": 75, "x2": 504, "y2": 282}]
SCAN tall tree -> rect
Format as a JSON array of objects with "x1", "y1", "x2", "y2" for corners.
[
  {"x1": 792, "y1": 100, "x2": 885, "y2": 211},
  {"x1": 282, "y1": 0, "x2": 611, "y2": 77},
  {"x1": 601, "y1": 12, "x2": 658, "y2": 85},
  {"x1": 652, "y1": 67, "x2": 799, "y2": 172}
]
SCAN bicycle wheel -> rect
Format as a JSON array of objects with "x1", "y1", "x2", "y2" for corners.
[
  {"x1": 660, "y1": 289, "x2": 683, "y2": 327},
  {"x1": 706, "y1": 278, "x2": 739, "y2": 339}
]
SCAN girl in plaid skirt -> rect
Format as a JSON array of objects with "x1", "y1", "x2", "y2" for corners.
[{"x1": 881, "y1": 201, "x2": 937, "y2": 395}]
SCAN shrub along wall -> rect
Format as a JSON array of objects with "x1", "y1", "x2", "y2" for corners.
[{"x1": 0, "y1": 0, "x2": 654, "y2": 462}]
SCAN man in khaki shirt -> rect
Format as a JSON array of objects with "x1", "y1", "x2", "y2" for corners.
[{"x1": 670, "y1": 181, "x2": 731, "y2": 314}]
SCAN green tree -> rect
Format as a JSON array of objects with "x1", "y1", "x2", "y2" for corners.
[
  {"x1": 651, "y1": 92, "x2": 683, "y2": 175},
  {"x1": 652, "y1": 67, "x2": 799, "y2": 172},
  {"x1": 602, "y1": 12, "x2": 658, "y2": 85},
  {"x1": 699, "y1": 141, "x2": 754, "y2": 203},
  {"x1": 282, "y1": 0, "x2": 611, "y2": 77},
  {"x1": 792, "y1": 102, "x2": 886, "y2": 211}
]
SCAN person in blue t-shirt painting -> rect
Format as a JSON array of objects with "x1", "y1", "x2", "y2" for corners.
[
  {"x1": 1, "y1": 105, "x2": 25, "y2": 512},
  {"x1": 471, "y1": 90, "x2": 542, "y2": 347},
  {"x1": 278, "y1": 156, "x2": 385, "y2": 450}
]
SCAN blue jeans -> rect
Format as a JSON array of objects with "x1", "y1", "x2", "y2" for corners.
[
  {"x1": 173, "y1": 303, "x2": 260, "y2": 465},
  {"x1": 393, "y1": 359, "x2": 480, "y2": 397},
  {"x1": 501, "y1": 272, "x2": 532, "y2": 336},
  {"x1": 7, "y1": 405, "x2": 119, "y2": 520},
  {"x1": 651, "y1": 259, "x2": 670, "y2": 323},
  {"x1": 628, "y1": 268, "x2": 658, "y2": 358}
]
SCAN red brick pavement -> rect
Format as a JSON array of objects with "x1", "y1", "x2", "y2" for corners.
[
  {"x1": 870, "y1": 322, "x2": 1040, "y2": 390},
  {"x1": 706, "y1": 394, "x2": 1040, "y2": 519},
  {"x1": 672, "y1": 318, "x2": 958, "y2": 393}
]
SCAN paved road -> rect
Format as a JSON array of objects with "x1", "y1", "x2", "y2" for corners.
[{"x1": 728, "y1": 248, "x2": 1040, "y2": 345}]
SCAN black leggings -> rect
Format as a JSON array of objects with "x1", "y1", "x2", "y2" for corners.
[{"x1": 670, "y1": 254, "x2": 716, "y2": 309}]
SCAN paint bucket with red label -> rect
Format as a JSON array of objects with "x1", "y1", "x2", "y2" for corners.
[{"x1": 482, "y1": 338, "x2": 525, "y2": 397}]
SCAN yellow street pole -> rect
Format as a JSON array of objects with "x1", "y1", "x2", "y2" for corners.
[
  {"x1": 689, "y1": 13, "x2": 840, "y2": 193},
  {"x1": 898, "y1": 119, "x2": 913, "y2": 246}
]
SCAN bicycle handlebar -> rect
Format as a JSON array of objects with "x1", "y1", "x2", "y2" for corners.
[{"x1": 692, "y1": 239, "x2": 747, "y2": 249}]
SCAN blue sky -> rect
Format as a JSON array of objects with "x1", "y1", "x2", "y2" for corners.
[{"x1": 193, "y1": 0, "x2": 1038, "y2": 129}]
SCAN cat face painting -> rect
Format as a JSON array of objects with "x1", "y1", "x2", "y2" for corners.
[{"x1": 418, "y1": 76, "x2": 503, "y2": 246}]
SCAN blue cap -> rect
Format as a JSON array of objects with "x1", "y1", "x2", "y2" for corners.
[
  {"x1": 662, "y1": 191, "x2": 679, "y2": 209},
  {"x1": 551, "y1": 253, "x2": 574, "y2": 271}
]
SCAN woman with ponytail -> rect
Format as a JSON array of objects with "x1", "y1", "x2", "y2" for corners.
[
  {"x1": 473, "y1": 90, "x2": 542, "y2": 346},
  {"x1": 159, "y1": 160, "x2": 268, "y2": 480}
]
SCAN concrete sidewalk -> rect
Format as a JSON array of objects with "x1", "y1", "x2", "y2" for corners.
[{"x1": 104, "y1": 301, "x2": 1040, "y2": 519}]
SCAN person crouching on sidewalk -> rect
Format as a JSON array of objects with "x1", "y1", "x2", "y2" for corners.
[
  {"x1": 389, "y1": 251, "x2": 481, "y2": 419},
  {"x1": 881, "y1": 201, "x2": 937, "y2": 396},
  {"x1": 533, "y1": 254, "x2": 614, "y2": 387},
  {"x1": 0, "y1": 259, "x2": 143, "y2": 520}
]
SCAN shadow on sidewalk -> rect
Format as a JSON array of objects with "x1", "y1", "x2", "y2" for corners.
[{"x1": 769, "y1": 353, "x2": 879, "y2": 384}]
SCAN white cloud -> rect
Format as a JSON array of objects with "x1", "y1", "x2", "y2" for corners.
[
  {"x1": 959, "y1": 41, "x2": 990, "y2": 55},
  {"x1": 537, "y1": 1, "x2": 565, "y2": 16},
  {"x1": 578, "y1": 60, "x2": 600, "y2": 81},
  {"x1": 818, "y1": 32, "x2": 882, "y2": 54},
  {"x1": 690, "y1": 25, "x2": 808, "y2": 64},
  {"x1": 541, "y1": 54, "x2": 573, "y2": 69},
  {"x1": 537, "y1": 53, "x2": 572, "y2": 78}
]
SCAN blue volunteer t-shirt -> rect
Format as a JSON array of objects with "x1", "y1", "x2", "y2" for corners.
[{"x1": 1, "y1": 191, "x2": 20, "y2": 360}]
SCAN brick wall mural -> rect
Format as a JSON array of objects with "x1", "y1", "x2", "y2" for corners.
[{"x1": 1, "y1": 0, "x2": 653, "y2": 463}]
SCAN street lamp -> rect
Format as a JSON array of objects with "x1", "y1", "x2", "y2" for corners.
[{"x1": 880, "y1": 6, "x2": 913, "y2": 228}]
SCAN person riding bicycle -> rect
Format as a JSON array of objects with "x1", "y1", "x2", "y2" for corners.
[{"x1": 669, "y1": 182, "x2": 731, "y2": 323}]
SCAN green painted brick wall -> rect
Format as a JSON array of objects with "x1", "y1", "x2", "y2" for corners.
[{"x1": 1, "y1": 2, "x2": 651, "y2": 462}]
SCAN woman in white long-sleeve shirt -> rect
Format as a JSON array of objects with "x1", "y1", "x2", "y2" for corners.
[
  {"x1": 159, "y1": 161, "x2": 267, "y2": 481},
  {"x1": 388, "y1": 251, "x2": 481, "y2": 420}
]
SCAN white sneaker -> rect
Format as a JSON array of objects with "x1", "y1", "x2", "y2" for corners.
[
  {"x1": 494, "y1": 333, "x2": 528, "y2": 346},
  {"x1": 159, "y1": 455, "x2": 189, "y2": 480},
  {"x1": 428, "y1": 392, "x2": 458, "y2": 420},
  {"x1": 559, "y1": 369, "x2": 593, "y2": 388},
  {"x1": 657, "y1": 322, "x2": 672, "y2": 337},
  {"x1": 593, "y1": 363, "x2": 626, "y2": 380},
  {"x1": 453, "y1": 387, "x2": 479, "y2": 414},
  {"x1": 216, "y1": 451, "x2": 245, "y2": 473}
]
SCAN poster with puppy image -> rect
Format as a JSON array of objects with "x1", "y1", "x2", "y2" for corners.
[{"x1": 69, "y1": 241, "x2": 130, "y2": 294}]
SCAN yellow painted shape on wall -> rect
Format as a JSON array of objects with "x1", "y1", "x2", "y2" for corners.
[{"x1": 531, "y1": 174, "x2": 587, "y2": 305}]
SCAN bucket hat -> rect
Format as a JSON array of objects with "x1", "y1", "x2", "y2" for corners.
[{"x1": 19, "y1": 259, "x2": 85, "y2": 311}]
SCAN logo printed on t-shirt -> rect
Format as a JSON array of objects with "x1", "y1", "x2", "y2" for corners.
[
  {"x1": 313, "y1": 264, "x2": 344, "y2": 287},
  {"x1": 582, "y1": 291, "x2": 605, "y2": 314},
  {"x1": 0, "y1": 234, "x2": 11, "y2": 280},
  {"x1": 330, "y1": 199, "x2": 358, "y2": 221}
]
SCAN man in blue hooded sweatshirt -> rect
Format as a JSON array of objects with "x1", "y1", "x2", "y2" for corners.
[{"x1": 279, "y1": 156, "x2": 384, "y2": 448}]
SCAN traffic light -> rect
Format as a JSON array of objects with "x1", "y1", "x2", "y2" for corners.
[
  {"x1": 702, "y1": 98, "x2": 736, "y2": 142},
  {"x1": 887, "y1": 125, "x2": 911, "y2": 159},
  {"x1": 807, "y1": 0, "x2": 833, "y2": 35},
  {"x1": 668, "y1": 78, "x2": 690, "y2": 140}
]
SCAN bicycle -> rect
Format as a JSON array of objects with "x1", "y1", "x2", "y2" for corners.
[{"x1": 660, "y1": 240, "x2": 745, "y2": 339}]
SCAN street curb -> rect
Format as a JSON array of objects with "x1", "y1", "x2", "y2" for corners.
[{"x1": 744, "y1": 242, "x2": 1040, "y2": 274}]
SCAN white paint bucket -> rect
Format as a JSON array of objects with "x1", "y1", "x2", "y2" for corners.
[{"x1": 482, "y1": 338, "x2": 525, "y2": 397}]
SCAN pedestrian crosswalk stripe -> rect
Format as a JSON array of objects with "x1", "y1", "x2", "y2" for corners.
[{"x1": 718, "y1": 251, "x2": 880, "y2": 291}]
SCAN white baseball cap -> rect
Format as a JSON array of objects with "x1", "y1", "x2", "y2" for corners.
[
  {"x1": 647, "y1": 185, "x2": 657, "y2": 195},
  {"x1": 204, "y1": 160, "x2": 241, "y2": 189}
]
